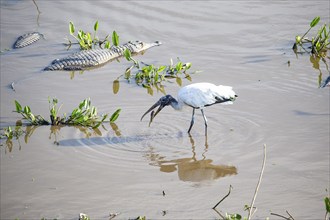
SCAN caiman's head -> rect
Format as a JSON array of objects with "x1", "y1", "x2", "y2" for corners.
[{"x1": 129, "y1": 40, "x2": 162, "y2": 53}]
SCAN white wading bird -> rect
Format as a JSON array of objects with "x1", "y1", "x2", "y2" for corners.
[{"x1": 141, "y1": 82, "x2": 237, "y2": 136}]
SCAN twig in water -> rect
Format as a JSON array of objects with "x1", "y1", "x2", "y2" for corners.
[
  {"x1": 212, "y1": 185, "x2": 233, "y2": 209},
  {"x1": 270, "y1": 212, "x2": 294, "y2": 220},
  {"x1": 286, "y1": 210, "x2": 294, "y2": 219},
  {"x1": 247, "y1": 144, "x2": 267, "y2": 220}
]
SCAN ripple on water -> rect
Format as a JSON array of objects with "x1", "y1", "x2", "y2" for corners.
[{"x1": 54, "y1": 103, "x2": 263, "y2": 182}]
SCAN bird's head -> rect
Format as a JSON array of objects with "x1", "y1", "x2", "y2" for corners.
[{"x1": 141, "y1": 95, "x2": 175, "y2": 126}]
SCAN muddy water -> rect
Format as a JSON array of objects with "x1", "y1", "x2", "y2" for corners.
[{"x1": 1, "y1": 1, "x2": 329, "y2": 219}]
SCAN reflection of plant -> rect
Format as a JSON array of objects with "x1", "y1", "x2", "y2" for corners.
[
  {"x1": 0, "y1": 126, "x2": 24, "y2": 152},
  {"x1": 293, "y1": 16, "x2": 329, "y2": 57},
  {"x1": 66, "y1": 21, "x2": 119, "y2": 50},
  {"x1": 14, "y1": 98, "x2": 120, "y2": 129}
]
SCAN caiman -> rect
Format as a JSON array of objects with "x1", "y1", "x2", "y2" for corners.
[
  {"x1": 44, "y1": 40, "x2": 162, "y2": 71},
  {"x1": 14, "y1": 32, "x2": 43, "y2": 48}
]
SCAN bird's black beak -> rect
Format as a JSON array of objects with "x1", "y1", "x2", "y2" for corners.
[{"x1": 141, "y1": 99, "x2": 166, "y2": 126}]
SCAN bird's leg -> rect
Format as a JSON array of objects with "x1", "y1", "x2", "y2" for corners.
[
  {"x1": 187, "y1": 108, "x2": 195, "y2": 134},
  {"x1": 201, "y1": 109, "x2": 208, "y2": 136}
]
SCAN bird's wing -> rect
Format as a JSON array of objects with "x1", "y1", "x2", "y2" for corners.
[{"x1": 178, "y1": 83, "x2": 236, "y2": 108}]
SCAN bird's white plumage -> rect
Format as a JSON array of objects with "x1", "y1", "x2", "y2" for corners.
[{"x1": 177, "y1": 82, "x2": 236, "y2": 108}]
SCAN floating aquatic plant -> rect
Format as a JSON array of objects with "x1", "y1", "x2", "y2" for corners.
[
  {"x1": 112, "y1": 49, "x2": 197, "y2": 95},
  {"x1": 66, "y1": 21, "x2": 119, "y2": 50},
  {"x1": 291, "y1": 16, "x2": 329, "y2": 88},
  {"x1": 14, "y1": 98, "x2": 120, "y2": 128},
  {"x1": 293, "y1": 16, "x2": 329, "y2": 57}
]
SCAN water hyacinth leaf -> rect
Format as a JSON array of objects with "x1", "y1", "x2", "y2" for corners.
[
  {"x1": 176, "y1": 62, "x2": 183, "y2": 72},
  {"x1": 157, "y1": 65, "x2": 166, "y2": 73},
  {"x1": 310, "y1": 16, "x2": 320, "y2": 28},
  {"x1": 77, "y1": 30, "x2": 83, "y2": 40},
  {"x1": 104, "y1": 40, "x2": 110, "y2": 49},
  {"x1": 325, "y1": 197, "x2": 330, "y2": 213},
  {"x1": 110, "y1": 109, "x2": 121, "y2": 123},
  {"x1": 24, "y1": 106, "x2": 31, "y2": 114},
  {"x1": 69, "y1": 22, "x2": 75, "y2": 34},
  {"x1": 92, "y1": 114, "x2": 108, "y2": 129},
  {"x1": 112, "y1": 31, "x2": 119, "y2": 46},
  {"x1": 14, "y1": 100, "x2": 22, "y2": 112},
  {"x1": 94, "y1": 20, "x2": 99, "y2": 32},
  {"x1": 113, "y1": 79, "x2": 120, "y2": 94},
  {"x1": 154, "y1": 72, "x2": 159, "y2": 83},
  {"x1": 91, "y1": 106, "x2": 97, "y2": 116},
  {"x1": 124, "y1": 48, "x2": 132, "y2": 61}
]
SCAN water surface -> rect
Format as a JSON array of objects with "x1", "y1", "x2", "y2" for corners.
[{"x1": 1, "y1": 1, "x2": 329, "y2": 219}]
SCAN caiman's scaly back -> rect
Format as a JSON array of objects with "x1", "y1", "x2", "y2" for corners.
[{"x1": 44, "y1": 40, "x2": 162, "y2": 71}]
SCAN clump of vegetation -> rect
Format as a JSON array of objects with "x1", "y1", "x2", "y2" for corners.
[
  {"x1": 124, "y1": 49, "x2": 193, "y2": 86},
  {"x1": 325, "y1": 195, "x2": 330, "y2": 220},
  {"x1": 14, "y1": 98, "x2": 120, "y2": 128},
  {"x1": 66, "y1": 21, "x2": 119, "y2": 50},
  {"x1": 293, "y1": 16, "x2": 329, "y2": 57},
  {"x1": 112, "y1": 49, "x2": 197, "y2": 95}
]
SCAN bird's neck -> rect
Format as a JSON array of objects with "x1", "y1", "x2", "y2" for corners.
[{"x1": 170, "y1": 98, "x2": 182, "y2": 110}]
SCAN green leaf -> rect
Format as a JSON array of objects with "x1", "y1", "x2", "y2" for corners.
[
  {"x1": 69, "y1": 21, "x2": 75, "y2": 34},
  {"x1": 104, "y1": 40, "x2": 110, "y2": 49},
  {"x1": 310, "y1": 16, "x2": 320, "y2": 28},
  {"x1": 14, "y1": 100, "x2": 22, "y2": 112},
  {"x1": 24, "y1": 106, "x2": 31, "y2": 114},
  {"x1": 325, "y1": 196, "x2": 330, "y2": 213},
  {"x1": 112, "y1": 31, "x2": 119, "y2": 46},
  {"x1": 94, "y1": 20, "x2": 99, "y2": 32},
  {"x1": 79, "y1": 99, "x2": 86, "y2": 109},
  {"x1": 110, "y1": 109, "x2": 121, "y2": 122},
  {"x1": 154, "y1": 72, "x2": 159, "y2": 83},
  {"x1": 157, "y1": 65, "x2": 166, "y2": 73},
  {"x1": 176, "y1": 62, "x2": 183, "y2": 72},
  {"x1": 124, "y1": 48, "x2": 132, "y2": 61},
  {"x1": 77, "y1": 30, "x2": 84, "y2": 40}
]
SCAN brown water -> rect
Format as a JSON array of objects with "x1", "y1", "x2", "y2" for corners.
[{"x1": 1, "y1": 1, "x2": 329, "y2": 219}]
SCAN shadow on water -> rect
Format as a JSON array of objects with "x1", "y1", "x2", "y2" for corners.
[
  {"x1": 293, "y1": 110, "x2": 330, "y2": 116},
  {"x1": 0, "y1": 123, "x2": 120, "y2": 152},
  {"x1": 144, "y1": 135, "x2": 237, "y2": 182},
  {"x1": 1, "y1": 124, "x2": 237, "y2": 182}
]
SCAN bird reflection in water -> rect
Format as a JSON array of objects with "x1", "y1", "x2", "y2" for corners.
[{"x1": 145, "y1": 135, "x2": 237, "y2": 182}]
